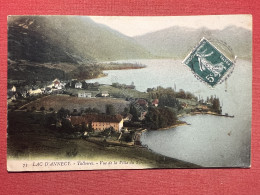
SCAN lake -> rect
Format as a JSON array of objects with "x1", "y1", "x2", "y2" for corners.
[{"x1": 87, "y1": 59, "x2": 252, "y2": 167}]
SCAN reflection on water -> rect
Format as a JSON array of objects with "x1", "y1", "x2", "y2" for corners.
[{"x1": 88, "y1": 59, "x2": 251, "y2": 167}]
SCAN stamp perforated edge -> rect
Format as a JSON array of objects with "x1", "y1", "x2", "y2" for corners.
[{"x1": 182, "y1": 37, "x2": 236, "y2": 88}]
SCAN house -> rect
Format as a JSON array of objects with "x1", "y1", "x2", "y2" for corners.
[
  {"x1": 133, "y1": 132, "x2": 142, "y2": 145},
  {"x1": 21, "y1": 91, "x2": 29, "y2": 98},
  {"x1": 75, "y1": 82, "x2": 82, "y2": 89},
  {"x1": 70, "y1": 114, "x2": 124, "y2": 132},
  {"x1": 139, "y1": 111, "x2": 147, "y2": 121},
  {"x1": 126, "y1": 82, "x2": 135, "y2": 89},
  {"x1": 152, "y1": 99, "x2": 159, "y2": 107},
  {"x1": 181, "y1": 102, "x2": 188, "y2": 108},
  {"x1": 122, "y1": 113, "x2": 133, "y2": 121},
  {"x1": 44, "y1": 87, "x2": 52, "y2": 94},
  {"x1": 7, "y1": 91, "x2": 17, "y2": 100},
  {"x1": 29, "y1": 88, "x2": 42, "y2": 95},
  {"x1": 136, "y1": 99, "x2": 148, "y2": 107},
  {"x1": 53, "y1": 79, "x2": 60, "y2": 88},
  {"x1": 197, "y1": 105, "x2": 210, "y2": 112},
  {"x1": 125, "y1": 85, "x2": 135, "y2": 89},
  {"x1": 11, "y1": 85, "x2": 16, "y2": 92},
  {"x1": 78, "y1": 92, "x2": 92, "y2": 98},
  {"x1": 60, "y1": 81, "x2": 67, "y2": 88},
  {"x1": 101, "y1": 91, "x2": 109, "y2": 97},
  {"x1": 51, "y1": 79, "x2": 65, "y2": 89},
  {"x1": 93, "y1": 82, "x2": 100, "y2": 87}
]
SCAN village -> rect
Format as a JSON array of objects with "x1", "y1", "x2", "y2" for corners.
[{"x1": 7, "y1": 77, "x2": 224, "y2": 149}]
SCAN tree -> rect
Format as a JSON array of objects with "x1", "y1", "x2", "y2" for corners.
[
  {"x1": 71, "y1": 108, "x2": 78, "y2": 116},
  {"x1": 31, "y1": 106, "x2": 36, "y2": 112},
  {"x1": 129, "y1": 104, "x2": 140, "y2": 121},
  {"x1": 145, "y1": 107, "x2": 160, "y2": 129},
  {"x1": 158, "y1": 94, "x2": 181, "y2": 110},
  {"x1": 159, "y1": 107, "x2": 177, "y2": 126},
  {"x1": 105, "y1": 104, "x2": 115, "y2": 115},
  {"x1": 61, "y1": 118, "x2": 73, "y2": 132},
  {"x1": 40, "y1": 106, "x2": 45, "y2": 111},
  {"x1": 212, "y1": 98, "x2": 221, "y2": 114},
  {"x1": 186, "y1": 92, "x2": 193, "y2": 99},
  {"x1": 92, "y1": 107, "x2": 100, "y2": 113},
  {"x1": 176, "y1": 89, "x2": 186, "y2": 99},
  {"x1": 112, "y1": 82, "x2": 120, "y2": 88},
  {"x1": 43, "y1": 112, "x2": 57, "y2": 128},
  {"x1": 147, "y1": 88, "x2": 153, "y2": 92},
  {"x1": 88, "y1": 122, "x2": 93, "y2": 132},
  {"x1": 57, "y1": 107, "x2": 70, "y2": 119},
  {"x1": 123, "y1": 107, "x2": 130, "y2": 114},
  {"x1": 81, "y1": 122, "x2": 87, "y2": 132},
  {"x1": 145, "y1": 107, "x2": 177, "y2": 130},
  {"x1": 85, "y1": 107, "x2": 100, "y2": 114}
]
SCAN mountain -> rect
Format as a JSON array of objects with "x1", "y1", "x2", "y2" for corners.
[
  {"x1": 8, "y1": 16, "x2": 151, "y2": 64},
  {"x1": 134, "y1": 26, "x2": 252, "y2": 60},
  {"x1": 8, "y1": 16, "x2": 153, "y2": 82}
]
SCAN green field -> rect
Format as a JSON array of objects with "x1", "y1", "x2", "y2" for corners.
[
  {"x1": 21, "y1": 94, "x2": 130, "y2": 113},
  {"x1": 7, "y1": 111, "x2": 199, "y2": 168},
  {"x1": 99, "y1": 85, "x2": 149, "y2": 99}
]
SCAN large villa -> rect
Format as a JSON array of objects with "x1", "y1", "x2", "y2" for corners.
[{"x1": 70, "y1": 114, "x2": 124, "y2": 132}]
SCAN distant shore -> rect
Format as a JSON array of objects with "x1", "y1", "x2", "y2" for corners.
[
  {"x1": 178, "y1": 111, "x2": 234, "y2": 118},
  {"x1": 149, "y1": 111, "x2": 234, "y2": 131},
  {"x1": 99, "y1": 62, "x2": 147, "y2": 71},
  {"x1": 84, "y1": 63, "x2": 146, "y2": 81},
  {"x1": 151, "y1": 121, "x2": 188, "y2": 131}
]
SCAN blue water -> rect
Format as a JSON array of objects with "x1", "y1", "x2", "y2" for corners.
[{"x1": 88, "y1": 59, "x2": 252, "y2": 167}]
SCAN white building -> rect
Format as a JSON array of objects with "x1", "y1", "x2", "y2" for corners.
[
  {"x1": 75, "y1": 82, "x2": 82, "y2": 89},
  {"x1": 29, "y1": 88, "x2": 42, "y2": 95},
  {"x1": 78, "y1": 92, "x2": 92, "y2": 98},
  {"x1": 11, "y1": 85, "x2": 16, "y2": 92},
  {"x1": 101, "y1": 91, "x2": 109, "y2": 97}
]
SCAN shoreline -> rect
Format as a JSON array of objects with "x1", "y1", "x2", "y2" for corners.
[
  {"x1": 84, "y1": 65, "x2": 146, "y2": 81},
  {"x1": 150, "y1": 121, "x2": 188, "y2": 131},
  {"x1": 7, "y1": 128, "x2": 201, "y2": 169},
  {"x1": 102, "y1": 66, "x2": 146, "y2": 71},
  {"x1": 178, "y1": 111, "x2": 234, "y2": 118},
  {"x1": 84, "y1": 137, "x2": 201, "y2": 168},
  {"x1": 83, "y1": 73, "x2": 108, "y2": 81},
  {"x1": 147, "y1": 111, "x2": 234, "y2": 131}
]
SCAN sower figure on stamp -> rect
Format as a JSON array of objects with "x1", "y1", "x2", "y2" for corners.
[{"x1": 195, "y1": 45, "x2": 226, "y2": 77}]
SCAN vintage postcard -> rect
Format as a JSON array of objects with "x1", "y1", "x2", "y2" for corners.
[{"x1": 7, "y1": 15, "x2": 252, "y2": 171}]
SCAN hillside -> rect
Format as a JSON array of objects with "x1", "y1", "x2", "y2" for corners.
[
  {"x1": 134, "y1": 26, "x2": 252, "y2": 60},
  {"x1": 8, "y1": 16, "x2": 151, "y2": 63},
  {"x1": 8, "y1": 16, "x2": 153, "y2": 81}
]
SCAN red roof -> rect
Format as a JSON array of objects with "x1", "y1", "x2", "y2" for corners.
[
  {"x1": 152, "y1": 99, "x2": 159, "y2": 104},
  {"x1": 136, "y1": 99, "x2": 148, "y2": 105}
]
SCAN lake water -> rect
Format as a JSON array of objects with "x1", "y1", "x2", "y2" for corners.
[{"x1": 87, "y1": 59, "x2": 252, "y2": 167}]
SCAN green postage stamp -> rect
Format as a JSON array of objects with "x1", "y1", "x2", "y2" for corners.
[{"x1": 183, "y1": 38, "x2": 235, "y2": 87}]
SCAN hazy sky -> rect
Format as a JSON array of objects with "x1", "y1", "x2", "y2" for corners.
[{"x1": 90, "y1": 15, "x2": 252, "y2": 37}]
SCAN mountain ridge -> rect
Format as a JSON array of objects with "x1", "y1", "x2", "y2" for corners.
[
  {"x1": 134, "y1": 25, "x2": 252, "y2": 60},
  {"x1": 8, "y1": 16, "x2": 152, "y2": 64}
]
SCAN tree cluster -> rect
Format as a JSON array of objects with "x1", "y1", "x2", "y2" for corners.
[
  {"x1": 212, "y1": 98, "x2": 221, "y2": 114},
  {"x1": 148, "y1": 87, "x2": 197, "y2": 100},
  {"x1": 105, "y1": 104, "x2": 116, "y2": 115},
  {"x1": 145, "y1": 107, "x2": 177, "y2": 130},
  {"x1": 129, "y1": 104, "x2": 141, "y2": 121},
  {"x1": 158, "y1": 94, "x2": 182, "y2": 111}
]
